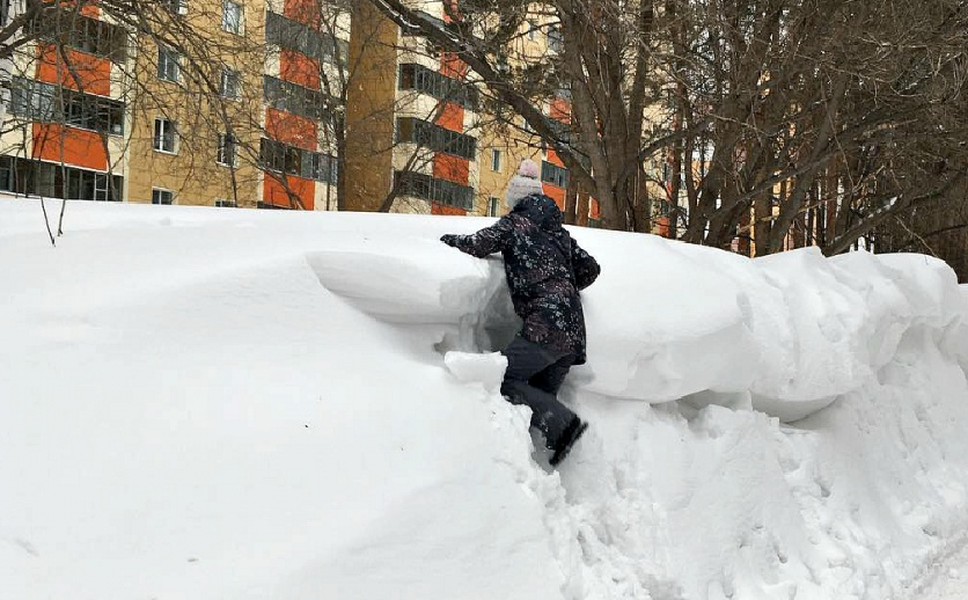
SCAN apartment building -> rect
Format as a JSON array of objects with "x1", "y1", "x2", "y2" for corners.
[
  {"x1": 258, "y1": 0, "x2": 346, "y2": 209},
  {"x1": 0, "y1": 0, "x2": 346, "y2": 209},
  {"x1": 0, "y1": 0, "x2": 594, "y2": 221},
  {"x1": 344, "y1": 1, "x2": 479, "y2": 215},
  {"x1": 345, "y1": 2, "x2": 598, "y2": 222},
  {"x1": 0, "y1": 2, "x2": 128, "y2": 202}
]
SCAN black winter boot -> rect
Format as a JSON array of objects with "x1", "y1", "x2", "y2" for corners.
[{"x1": 549, "y1": 417, "x2": 588, "y2": 466}]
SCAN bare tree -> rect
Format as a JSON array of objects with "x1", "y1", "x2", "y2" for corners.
[{"x1": 363, "y1": 0, "x2": 968, "y2": 270}]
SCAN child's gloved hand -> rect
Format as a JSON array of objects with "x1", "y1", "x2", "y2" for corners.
[{"x1": 440, "y1": 234, "x2": 460, "y2": 247}]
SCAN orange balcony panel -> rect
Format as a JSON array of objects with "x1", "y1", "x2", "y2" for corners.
[
  {"x1": 265, "y1": 108, "x2": 317, "y2": 151},
  {"x1": 441, "y1": 0, "x2": 460, "y2": 22},
  {"x1": 59, "y1": 1, "x2": 100, "y2": 18},
  {"x1": 433, "y1": 153, "x2": 469, "y2": 186},
  {"x1": 435, "y1": 102, "x2": 464, "y2": 133},
  {"x1": 432, "y1": 203, "x2": 466, "y2": 216},
  {"x1": 37, "y1": 44, "x2": 111, "y2": 96},
  {"x1": 550, "y1": 98, "x2": 571, "y2": 123},
  {"x1": 280, "y1": 49, "x2": 320, "y2": 91},
  {"x1": 546, "y1": 149, "x2": 565, "y2": 167},
  {"x1": 655, "y1": 215, "x2": 670, "y2": 237},
  {"x1": 263, "y1": 174, "x2": 315, "y2": 210},
  {"x1": 440, "y1": 53, "x2": 467, "y2": 79},
  {"x1": 590, "y1": 198, "x2": 601, "y2": 220},
  {"x1": 51, "y1": 1, "x2": 99, "y2": 17},
  {"x1": 542, "y1": 184, "x2": 566, "y2": 210},
  {"x1": 32, "y1": 123, "x2": 108, "y2": 171},
  {"x1": 284, "y1": 0, "x2": 320, "y2": 28}
]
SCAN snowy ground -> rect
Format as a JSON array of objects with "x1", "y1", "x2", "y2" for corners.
[
  {"x1": 916, "y1": 538, "x2": 968, "y2": 599},
  {"x1": 1, "y1": 197, "x2": 968, "y2": 600}
]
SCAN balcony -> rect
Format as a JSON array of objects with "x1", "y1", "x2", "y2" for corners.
[{"x1": 398, "y1": 63, "x2": 478, "y2": 111}]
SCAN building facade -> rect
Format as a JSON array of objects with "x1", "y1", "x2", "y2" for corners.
[
  {"x1": 0, "y1": 0, "x2": 346, "y2": 210},
  {"x1": 0, "y1": 0, "x2": 595, "y2": 221},
  {"x1": 345, "y1": 1, "x2": 599, "y2": 222},
  {"x1": 0, "y1": 1, "x2": 128, "y2": 203}
]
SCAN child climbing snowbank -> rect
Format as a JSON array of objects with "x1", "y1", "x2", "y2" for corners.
[{"x1": 2, "y1": 198, "x2": 968, "y2": 600}]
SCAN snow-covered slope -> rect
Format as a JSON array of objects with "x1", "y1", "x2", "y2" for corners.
[{"x1": 1, "y1": 198, "x2": 967, "y2": 600}]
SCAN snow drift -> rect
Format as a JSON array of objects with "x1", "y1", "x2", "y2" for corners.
[
  {"x1": 1, "y1": 198, "x2": 967, "y2": 600},
  {"x1": 309, "y1": 217, "x2": 968, "y2": 423}
]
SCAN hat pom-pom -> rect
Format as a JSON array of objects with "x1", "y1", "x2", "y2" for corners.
[{"x1": 517, "y1": 159, "x2": 539, "y2": 179}]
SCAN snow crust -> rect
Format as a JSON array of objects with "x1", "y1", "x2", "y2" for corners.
[{"x1": 2, "y1": 198, "x2": 968, "y2": 600}]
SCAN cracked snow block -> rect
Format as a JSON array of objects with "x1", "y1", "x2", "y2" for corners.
[
  {"x1": 443, "y1": 351, "x2": 507, "y2": 392},
  {"x1": 306, "y1": 237, "x2": 521, "y2": 355}
]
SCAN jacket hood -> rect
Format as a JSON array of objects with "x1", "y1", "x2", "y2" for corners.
[{"x1": 513, "y1": 193, "x2": 563, "y2": 230}]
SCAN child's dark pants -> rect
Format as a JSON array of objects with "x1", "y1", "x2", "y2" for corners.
[{"x1": 500, "y1": 335, "x2": 578, "y2": 448}]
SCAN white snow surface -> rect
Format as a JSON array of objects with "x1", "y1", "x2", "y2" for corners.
[{"x1": 2, "y1": 198, "x2": 968, "y2": 600}]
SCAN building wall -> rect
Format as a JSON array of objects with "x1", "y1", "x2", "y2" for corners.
[
  {"x1": 126, "y1": 0, "x2": 270, "y2": 208},
  {"x1": 344, "y1": 0, "x2": 398, "y2": 212},
  {"x1": 0, "y1": 0, "x2": 346, "y2": 210},
  {"x1": 0, "y1": 0, "x2": 606, "y2": 223},
  {"x1": 0, "y1": 2, "x2": 130, "y2": 201}
]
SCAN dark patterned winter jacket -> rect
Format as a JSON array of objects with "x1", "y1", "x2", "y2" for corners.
[{"x1": 442, "y1": 194, "x2": 600, "y2": 364}]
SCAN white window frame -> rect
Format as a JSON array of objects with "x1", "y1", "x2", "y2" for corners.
[
  {"x1": 491, "y1": 148, "x2": 502, "y2": 172},
  {"x1": 153, "y1": 117, "x2": 177, "y2": 154},
  {"x1": 487, "y1": 196, "x2": 500, "y2": 217},
  {"x1": 152, "y1": 188, "x2": 175, "y2": 205},
  {"x1": 94, "y1": 173, "x2": 109, "y2": 201},
  {"x1": 220, "y1": 68, "x2": 241, "y2": 100},
  {"x1": 157, "y1": 45, "x2": 181, "y2": 82},
  {"x1": 164, "y1": 0, "x2": 188, "y2": 15},
  {"x1": 222, "y1": 1, "x2": 243, "y2": 34},
  {"x1": 216, "y1": 133, "x2": 237, "y2": 167}
]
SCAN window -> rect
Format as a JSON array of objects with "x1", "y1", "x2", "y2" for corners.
[
  {"x1": 222, "y1": 1, "x2": 242, "y2": 34},
  {"x1": 263, "y1": 75, "x2": 329, "y2": 121},
  {"x1": 157, "y1": 45, "x2": 180, "y2": 82},
  {"x1": 496, "y1": 52, "x2": 509, "y2": 73},
  {"x1": 25, "y1": 11, "x2": 127, "y2": 62},
  {"x1": 154, "y1": 118, "x2": 177, "y2": 153},
  {"x1": 397, "y1": 63, "x2": 478, "y2": 110},
  {"x1": 487, "y1": 196, "x2": 500, "y2": 217},
  {"x1": 541, "y1": 160, "x2": 569, "y2": 189},
  {"x1": 259, "y1": 138, "x2": 336, "y2": 183},
  {"x1": 526, "y1": 21, "x2": 537, "y2": 40},
  {"x1": 0, "y1": 155, "x2": 12, "y2": 190},
  {"x1": 163, "y1": 0, "x2": 188, "y2": 15},
  {"x1": 9, "y1": 77, "x2": 55, "y2": 121},
  {"x1": 491, "y1": 149, "x2": 502, "y2": 172},
  {"x1": 394, "y1": 170, "x2": 474, "y2": 210},
  {"x1": 220, "y1": 68, "x2": 240, "y2": 99},
  {"x1": 215, "y1": 199, "x2": 237, "y2": 207},
  {"x1": 9, "y1": 77, "x2": 124, "y2": 135},
  {"x1": 152, "y1": 189, "x2": 174, "y2": 205},
  {"x1": 265, "y1": 11, "x2": 340, "y2": 65},
  {"x1": 548, "y1": 26, "x2": 563, "y2": 53},
  {"x1": 0, "y1": 156, "x2": 122, "y2": 201},
  {"x1": 217, "y1": 133, "x2": 237, "y2": 166},
  {"x1": 93, "y1": 173, "x2": 110, "y2": 201},
  {"x1": 395, "y1": 117, "x2": 477, "y2": 160}
]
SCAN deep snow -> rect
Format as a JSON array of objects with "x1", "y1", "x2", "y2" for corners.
[{"x1": 1, "y1": 197, "x2": 968, "y2": 600}]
